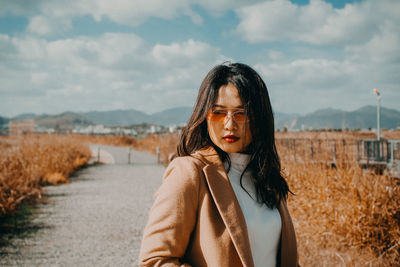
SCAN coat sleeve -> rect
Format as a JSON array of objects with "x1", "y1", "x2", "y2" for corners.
[{"x1": 139, "y1": 157, "x2": 201, "y2": 266}]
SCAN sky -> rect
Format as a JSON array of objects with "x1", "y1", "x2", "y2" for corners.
[{"x1": 0, "y1": 0, "x2": 399, "y2": 118}]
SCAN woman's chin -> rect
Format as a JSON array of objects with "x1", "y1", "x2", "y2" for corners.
[{"x1": 218, "y1": 143, "x2": 243, "y2": 153}]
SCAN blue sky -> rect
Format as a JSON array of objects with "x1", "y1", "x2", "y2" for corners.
[{"x1": 0, "y1": 0, "x2": 399, "y2": 117}]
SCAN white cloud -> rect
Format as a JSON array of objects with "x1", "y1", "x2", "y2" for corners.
[
  {"x1": 232, "y1": 0, "x2": 400, "y2": 114},
  {"x1": 2, "y1": 0, "x2": 196, "y2": 35},
  {"x1": 256, "y1": 58, "x2": 354, "y2": 88},
  {"x1": 0, "y1": 33, "x2": 229, "y2": 117},
  {"x1": 346, "y1": 24, "x2": 400, "y2": 65},
  {"x1": 191, "y1": 0, "x2": 265, "y2": 15},
  {"x1": 152, "y1": 39, "x2": 224, "y2": 66},
  {"x1": 92, "y1": 0, "x2": 189, "y2": 26},
  {"x1": 1, "y1": 0, "x2": 399, "y2": 117},
  {"x1": 2, "y1": 0, "x2": 199, "y2": 34},
  {"x1": 27, "y1": 15, "x2": 72, "y2": 35},
  {"x1": 235, "y1": 0, "x2": 399, "y2": 46},
  {"x1": 254, "y1": 48, "x2": 399, "y2": 114},
  {"x1": 27, "y1": 16, "x2": 52, "y2": 35},
  {"x1": 1, "y1": 0, "x2": 269, "y2": 36},
  {"x1": 255, "y1": 59, "x2": 355, "y2": 114}
]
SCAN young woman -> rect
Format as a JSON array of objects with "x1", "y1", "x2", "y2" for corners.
[{"x1": 139, "y1": 63, "x2": 299, "y2": 267}]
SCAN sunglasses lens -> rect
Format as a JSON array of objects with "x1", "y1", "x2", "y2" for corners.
[
  {"x1": 233, "y1": 112, "x2": 246, "y2": 122},
  {"x1": 207, "y1": 112, "x2": 226, "y2": 122},
  {"x1": 207, "y1": 110, "x2": 247, "y2": 123}
]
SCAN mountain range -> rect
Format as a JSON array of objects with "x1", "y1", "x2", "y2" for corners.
[{"x1": 1, "y1": 105, "x2": 399, "y2": 130}]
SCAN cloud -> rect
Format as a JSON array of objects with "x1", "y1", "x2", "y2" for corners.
[
  {"x1": 2, "y1": 0, "x2": 198, "y2": 34},
  {"x1": 0, "y1": 33, "x2": 229, "y2": 117},
  {"x1": 256, "y1": 58, "x2": 354, "y2": 89},
  {"x1": 27, "y1": 15, "x2": 72, "y2": 35},
  {"x1": 253, "y1": 47, "x2": 399, "y2": 114},
  {"x1": 92, "y1": 0, "x2": 191, "y2": 26},
  {"x1": 1, "y1": 0, "x2": 268, "y2": 35},
  {"x1": 191, "y1": 0, "x2": 265, "y2": 15},
  {"x1": 231, "y1": 0, "x2": 400, "y2": 114},
  {"x1": 254, "y1": 57, "x2": 352, "y2": 111},
  {"x1": 235, "y1": 0, "x2": 399, "y2": 46},
  {"x1": 0, "y1": 0, "x2": 195, "y2": 34},
  {"x1": 152, "y1": 39, "x2": 223, "y2": 66},
  {"x1": 1, "y1": 0, "x2": 399, "y2": 117},
  {"x1": 0, "y1": 0, "x2": 44, "y2": 16}
]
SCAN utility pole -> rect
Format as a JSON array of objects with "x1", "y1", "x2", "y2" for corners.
[{"x1": 373, "y1": 88, "x2": 381, "y2": 141}]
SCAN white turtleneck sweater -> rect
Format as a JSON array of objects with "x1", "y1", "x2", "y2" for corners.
[{"x1": 226, "y1": 153, "x2": 281, "y2": 267}]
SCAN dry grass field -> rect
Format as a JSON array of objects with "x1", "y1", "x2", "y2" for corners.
[
  {"x1": 125, "y1": 130, "x2": 400, "y2": 266},
  {"x1": 0, "y1": 133, "x2": 175, "y2": 218},
  {"x1": 70, "y1": 133, "x2": 180, "y2": 163},
  {"x1": 279, "y1": 147, "x2": 399, "y2": 265},
  {"x1": 0, "y1": 134, "x2": 91, "y2": 217},
  {"x1": 1, "y1": 130, "x2": 399, "y2": 265}
]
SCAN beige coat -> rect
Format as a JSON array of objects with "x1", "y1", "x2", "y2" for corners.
[{"x1": 139, "y1": 146, "x2": 299, "y2": 267}]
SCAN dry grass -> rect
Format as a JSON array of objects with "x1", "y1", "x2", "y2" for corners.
[
  {"x1": 276, "y1": 129, "x2": 400, "y2": 140},
  {"x1": 282, "y1": 155, "x2": 399, "y2": 266},
  {"x1": 276, "y1": 131, "x2": 400, "y2": 266},
  {"x1": 71, "y1": 132, "x2": 180, "y2": 163},
  {"x1": 127, "y1": 130, "x2": 400, "y2": 266},
  {"x1": 132, "y1": 133, "x2": 180, "y2": 162},
  {"x1": 0, "y1": 134, "x2": 91, "y2": 217},
  {"x1": 2, "y1": 130, "x2": 398, "y2": 265}
]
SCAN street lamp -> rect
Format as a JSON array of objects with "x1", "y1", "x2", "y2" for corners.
[{"x1": 373, "y1": 88, "x2": 381, "y2": 141}]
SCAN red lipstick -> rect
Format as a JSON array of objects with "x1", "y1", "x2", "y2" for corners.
[{"x1": 223, "y1": 134, "x2": 239, "y2": 143}]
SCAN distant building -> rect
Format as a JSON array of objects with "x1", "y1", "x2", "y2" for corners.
[
  {"x1": 72, "y1": 124, "x2": 138, "y2": 136},
  {"x1": 148, "y1": 124, "x2": 162, "y2": 134},
  {"x1": 9, "y1": 119, "x2": 35, "y2": 136}
]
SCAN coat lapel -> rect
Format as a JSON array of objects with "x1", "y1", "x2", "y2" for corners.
[
  {"x1": 278, "y1": 200, "x2": 298, "y2": 267},
  {"x1": 193, "y1": 147, "x2": 254, "y2": 267}
]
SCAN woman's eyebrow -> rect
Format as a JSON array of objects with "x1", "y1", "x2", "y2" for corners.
[{"x1": 213, "y1": 104, "x2": 245, "y2": 108}]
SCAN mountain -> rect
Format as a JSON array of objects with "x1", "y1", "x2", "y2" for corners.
[
  {"x1": 274, "y1": 112, "x2": 299, "y2": 130},
  {"x1": 150, "y1": 107, "x2": 192, "y2": 125},
  {"x1": 0, "y1": 116, "x2": 9, "y2": 126},
  {"x1": 293, "y1": 108, "x2": 346, "y2": 129},
  {"x1": 347, "y1": 105, "x2": 400, "y2": 129},
  {"x1": 2, "y1": 105, "x2": 400, "y2": 130},
  {"x1": 80, "y1": 107, "x2": 192, "y2": 126},
  {"x1": 283, "y1": 106, "x2": 400, "y2": 130},
  {"x1": 12, "y1": 113, "x2": 39, "y2": 120},
  {"x1": 82, "y1": 109, "x2": 151, "y2": 126},
  {"x1": 34, "y1": 112, "x2": 93, "y2": 129}
]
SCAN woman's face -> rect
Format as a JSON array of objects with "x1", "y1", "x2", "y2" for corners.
[{"x1": 206, "y1": 83, "x2": 252, "y2": 153}]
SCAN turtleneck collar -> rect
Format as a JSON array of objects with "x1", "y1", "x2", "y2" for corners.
[{"x1": 228, "y1": 152, "x2": 251, "y2": 173}]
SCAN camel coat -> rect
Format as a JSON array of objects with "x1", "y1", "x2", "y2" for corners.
[{"x1": 139, "y1": 146, "x2": 298, "y2": 267}]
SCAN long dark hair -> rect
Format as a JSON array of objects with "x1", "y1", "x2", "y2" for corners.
[{"x1": 177, "y1": 62, "x2": 289, "y2": 209}]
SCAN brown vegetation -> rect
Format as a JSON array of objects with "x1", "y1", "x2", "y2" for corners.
[
  {"x1": 71, "y1": 132, "x2": 180, "y2": 163},
  {"x1": 0, "y1": 134, "x2": 91, "y2": 217},
  {"x1": 1, "y1": 130, "x2": 399, "y2": 265},
  {"x1": 127, "y1": 130, "x2": 400, "y2": 266},
  {"x1": 279, "y1": 145, "x2": 400, "y2": 266}
]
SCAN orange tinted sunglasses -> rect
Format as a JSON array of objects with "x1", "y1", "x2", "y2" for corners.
[{"x1": 207, "y1": 108, "x2": 248, "y2": 123}]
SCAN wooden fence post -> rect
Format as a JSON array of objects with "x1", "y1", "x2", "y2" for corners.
[{"x1": 310, "y1": 140, "x2": 314, "y2": 159}]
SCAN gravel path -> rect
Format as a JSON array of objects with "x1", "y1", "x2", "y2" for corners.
[{"x1": 0, "y1": 146, "x2": 165, "y2": 266}]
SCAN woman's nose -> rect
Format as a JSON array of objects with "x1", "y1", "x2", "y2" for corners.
[{"x1": 224, "y1": 114, "x2": 237, "y2": 130}]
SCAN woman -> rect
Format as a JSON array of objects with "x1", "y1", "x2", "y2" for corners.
[{"x1": 139, "y1": 63, "x2": 299, "y2": 267}]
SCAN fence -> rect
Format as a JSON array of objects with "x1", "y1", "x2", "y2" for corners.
[
  {"x1": 276, "y1": 138, "x2": 358, "y2": 164},
  {"x1": 276, "y1": 138, "x2": 400, "y2": 177},
  {"x1": 359, "y1": 139, "x2": 400, "y2": 175}
]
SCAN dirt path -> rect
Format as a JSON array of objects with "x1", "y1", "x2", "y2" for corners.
[{"x1": 0, "y1": 146, "x2": 164, "y2": 266}]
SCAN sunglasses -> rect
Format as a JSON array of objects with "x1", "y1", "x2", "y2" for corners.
[{"x1": 207, "y1": 108, "x2": 248, "y2": 123}]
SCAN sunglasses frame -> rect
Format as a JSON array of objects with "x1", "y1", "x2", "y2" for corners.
[{"x1": 207, "y1": 108, "x2": 248, "y2": 124}]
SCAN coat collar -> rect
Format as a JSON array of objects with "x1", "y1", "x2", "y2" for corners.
[
  {"x1": 191, "y1": 146, "x2": 298, "y2": 267},
  {"x1": 191, "y1": 147, "x2": 255, "y2": 267}
]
